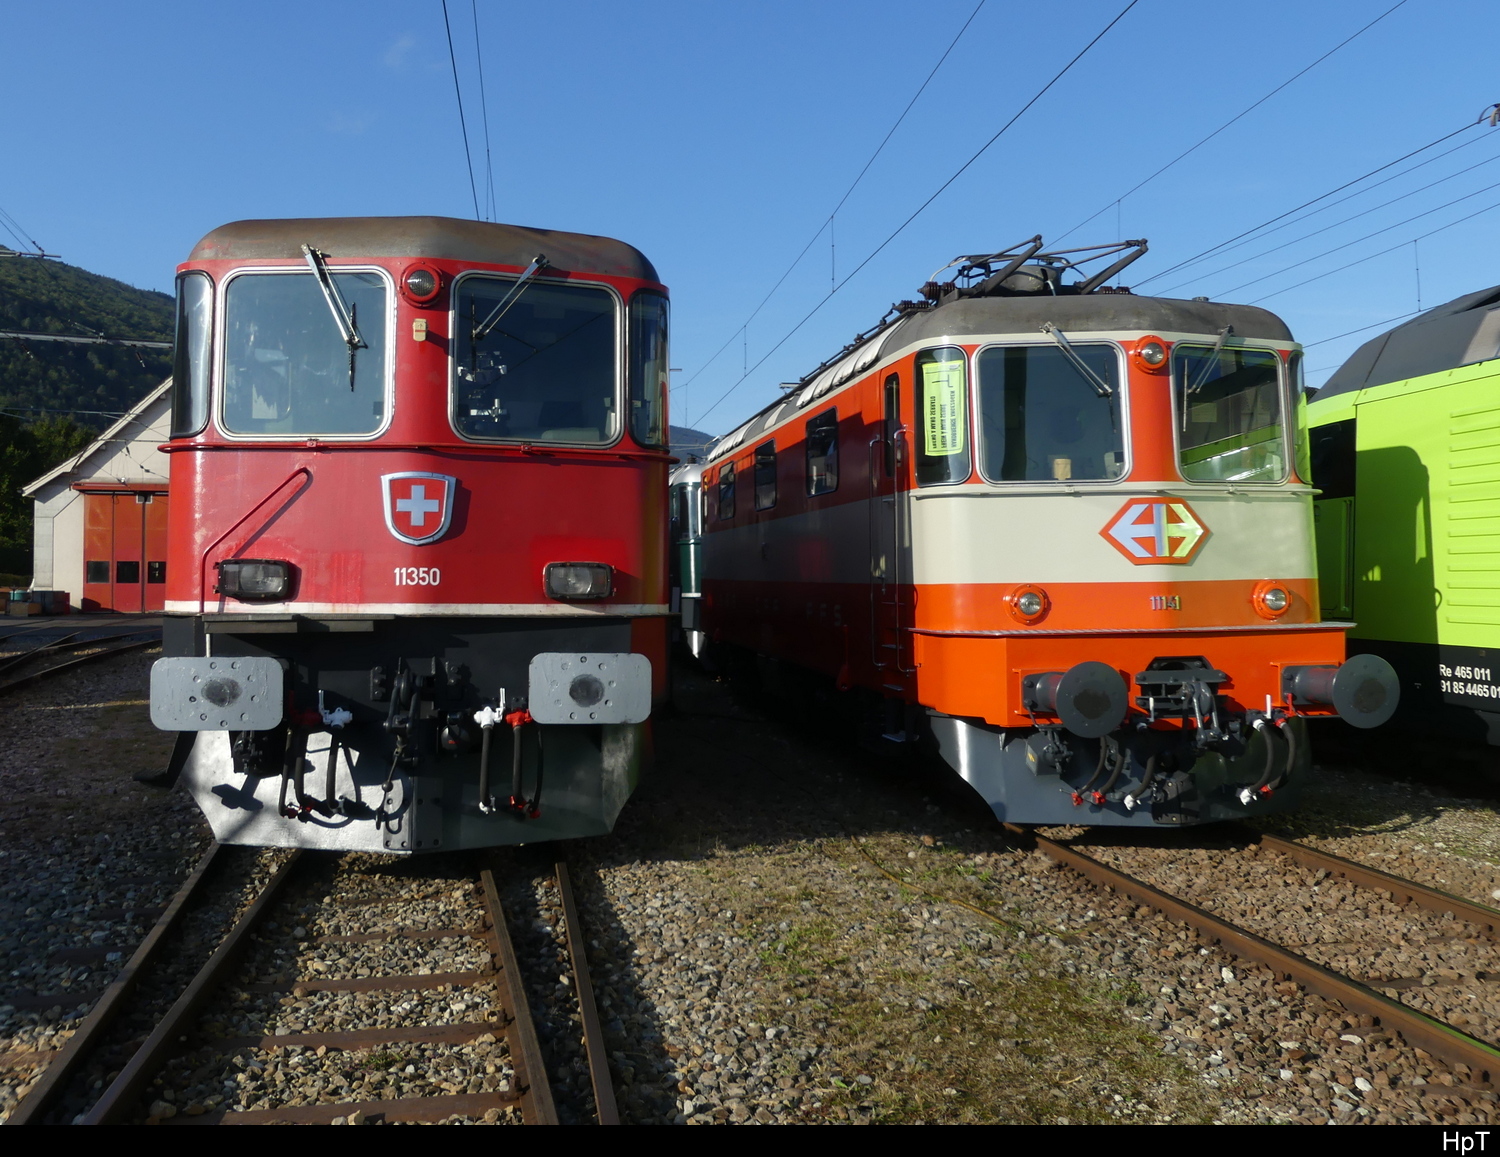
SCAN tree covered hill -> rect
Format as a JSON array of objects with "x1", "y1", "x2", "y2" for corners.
[
  {"x1": 0, "y1": 246, "x2": 173, "y2": 428},
  {"x1": 0, "y1": 247, "x2": 172, "y2": 576}
]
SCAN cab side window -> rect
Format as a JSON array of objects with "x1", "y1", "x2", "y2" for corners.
[
  {"x1": 717, "y1": 463, "x2": 736, "y2": 520},
  {"x1": 806, "y1": 410, "x2": 838, "y2": 496},
  {"x1": 914, "y1": 347, "x2": 970, "y2": 486},
  {"x1": 754, "y1": 442, "x2": 777, "y2": 510}
]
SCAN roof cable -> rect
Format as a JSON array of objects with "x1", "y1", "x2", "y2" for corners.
[
  {"x1": 1138, "y1": 102, "x2": 1500, "y2": 289},
  {"x1": 691, "y1": 0, "x2": 1141, "y2": 428},
  {"x1": 441, "y1": 0, "x2": 482, "y2": 220},
  {"x1": 674, "y1": 0, "x2": 989, "y2": 403},
  {"x1": 1052, "y1": 0, "x2": 1411, "y2": 248}
]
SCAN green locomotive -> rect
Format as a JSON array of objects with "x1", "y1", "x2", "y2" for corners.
[{"x1": 1306, "y1": 284, "x2": 1500, "y2": 745}]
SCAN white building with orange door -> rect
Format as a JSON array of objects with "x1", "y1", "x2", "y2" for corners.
[{"x1": 23, "y1": 380, "x2": 171, "y2": 612}]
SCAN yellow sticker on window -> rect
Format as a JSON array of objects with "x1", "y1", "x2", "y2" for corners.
[{"x1": 922, "y1": 358, "x2": 965, "y2": 457}]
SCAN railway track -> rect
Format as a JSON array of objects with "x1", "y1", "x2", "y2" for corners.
[
  {"x1": 1007, "y1": 824, "x2": 1500, "y2": 1090},
  {"x1": 0, "y1": 624, "x2": 161, "y2": 698},
  {"x1": 7, "y1": 845, "x2": 615, "y2": 1126}
]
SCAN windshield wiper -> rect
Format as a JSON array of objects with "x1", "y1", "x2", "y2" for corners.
[
  {"x1": 1188, "y1": 324, "x2": 1233, "y2": 394},
  {"x1": 302, "y1": 244, "x2": 367, "y2": 390},
  {"x1": 472, "y1": 254, "x2": 549, "y2": 344},
  {"x1": 1184, "y1": 324, "x2": 1234, "y2": 430},
  {"x1": 1041, "y1": 323, "x2": 1112, "y2": 398}
]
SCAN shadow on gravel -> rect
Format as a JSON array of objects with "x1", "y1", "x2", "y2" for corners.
[
  {"x1": 640, "y1": 654, "x2": 1487, "y2": 876},
  {"x1": 561, "y1": 855, "x2": 679, "y2": 1125},
  {"x1": 630, "y1": 656, "x2": 1003, "y2": 862}
]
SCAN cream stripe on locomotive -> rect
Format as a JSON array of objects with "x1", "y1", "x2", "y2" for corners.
[{"x1": 704, "y1": 487, "x2": 1315, "y2": 587}]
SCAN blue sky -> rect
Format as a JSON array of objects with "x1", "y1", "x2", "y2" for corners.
[{"x1": 4, "y1": 0, "x2": 1498, "y2": 433}]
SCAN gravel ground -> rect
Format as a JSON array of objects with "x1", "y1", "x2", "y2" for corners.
[
  {"x1": 142, "y1": 854, "x2": 523, "y2": 1124},
  {"x1": 1072, "y1": 830, "x2": 1500, "y2": 1048},
  {"x1": 555, "y1": 665, "x2": 1500, "y2": 1124},
  {"x1": 7, "y1": 641, "x2": 1500, "y2": 1126},
  {"x1": 0, "y1": 644, "x2": 202, "y2": 1121}
]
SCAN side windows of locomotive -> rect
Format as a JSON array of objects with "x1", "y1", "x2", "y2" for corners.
[
  {"x1": 806, "y1": 410, "x2": 838, "y2": 496},
  {"x1": 171, "y1": 271, "x2": 213, "y2": 438},
  {"x1": 883, "y1": 374, "x2": 900, "y2": 477},
  {"x1": 914, "y1": 347, "x2": 971, "y2": 486},
  {"x1": 754, "y1": 441, "x2": 777, "y2": 510},
  {"x1": 628, "y1": 292, "x2": 669, "y2": 448},
  {"x1": 717, "y1": 462, "x2": 736, "y2": 521}
]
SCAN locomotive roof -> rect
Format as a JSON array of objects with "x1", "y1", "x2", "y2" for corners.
[
  {"x1": 710, "y1": 292, "x2": 1294, "y2": 455},
  {"x1": 187, "y1": 216, "x2": 659, "y2": 282},
  {"x1": 1316, "y1": 284, "x2": 1500, "y2": 399},
  {"x1": 876, "y1": 293, "x2": 1293, "y2": 355}
]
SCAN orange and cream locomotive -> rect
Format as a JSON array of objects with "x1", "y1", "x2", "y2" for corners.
[{"x1": 698, "y1": 238, "x2": 1396, "y2": 826}]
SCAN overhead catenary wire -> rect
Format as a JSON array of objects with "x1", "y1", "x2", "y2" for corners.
[
  {"x1": 1301, "y1": 309, "x2": 1422, "y2": 351},
  {"x1": 0, "y1": 406, "x2": 133, "y2": 419},
  {"x1": 441, "y1": 0, "x2": 482, "y2": 221},
  {"x1": 471, "y1": 0, "x2": 497, "y2": 222},
  {"x1": 672, "y1": 0, "x2": 989, "y2": 401},
  {"x1": 690, "y1": 0, "x2": 1141, "y2": 429},
  {"x1": 1137, "y1": 107, "x2": 1499, "y2": 289},
  {"x1": 0, "y1": 203, "x2": 45, "y2": 256},
  {"x1": 1213, "y1": 177, "x2": 1500, "y2": 300},
  {"x1": 1154, "y1": 138, "x2": 1500, "y2": 295},
  {"x1": 1, "y1": 330, "x2": 170, "y2": 350},
  {"x1": 1245, "y1": 195, "x2": 1500, "y2": 307},
  {"x1": 1051, "y1": 0, "x2": 1411, "y2": 248}
]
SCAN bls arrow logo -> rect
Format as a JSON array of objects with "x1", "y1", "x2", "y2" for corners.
[{"x1": 1101, "y1": 498, "x2": 1209, "y2": 565}]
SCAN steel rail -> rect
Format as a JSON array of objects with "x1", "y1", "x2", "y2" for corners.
[
  {"x1": 172, "y1": 862, "x2": 547, "y2": 1125},
  {"x1": 0, "y1": 631, "x2": 83, "y2": 676},
  {"x1": 554, "y1": 860, "x2": 619, "y2": 1125},
  {"x1": 0, "y1": 635, "x2": 159, "y2": 698},
  {"x1": 0, "y1": 628, "x2": 158, "y2": 679},
  {"x1": 40, "y1": 849, "x2": 562, "y2": 1126},
  {"x1": 82, "y1": 851, "x2": 305, "y2": 1125},
  {"x1": 1011, "y1": 827, "x2": 1500, "y2": 1085},
  {"x1": 6, "y1": 842, "x2": 224, "y2": 1126},
  {"x1": 1253, "y1": 831, "x2": 1500, "y2": 935},
  {"x1": 481, "y1": 866, "x2": 559, "y2": 1125}
]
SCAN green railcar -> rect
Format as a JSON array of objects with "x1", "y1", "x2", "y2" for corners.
[{"x1": 1306, "y1": 284, "x2": 1500, "y2": 743}]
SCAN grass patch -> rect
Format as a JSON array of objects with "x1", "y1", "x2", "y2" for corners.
[{"x1": 709, "y1": 832, "x2": 1220, "y2": 1124}]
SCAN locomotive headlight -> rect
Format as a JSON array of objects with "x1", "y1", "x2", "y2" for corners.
[
  {"x1": 545, "y1": 562, "x2": 614, "y2": 600},
  {"x1": 1251, "y1": 580, "x2": 1292, "y2": 619},
  {"x1": 215, "y1": 559, "x2": 293, "y2": 602},
  {"x1": 400, "y1": 263, "x2": 442, "y2": 305},
  {"x1": 1006, "y1": 584, "x2": 1050, "y2": 624},
  {"x1": 1133, "y1": 336, "x2": 1170, "y2": 374}
]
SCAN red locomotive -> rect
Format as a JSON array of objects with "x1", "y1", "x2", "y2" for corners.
[
  {"x1": 149, "y1": 217, "x2": 670, "y2": 852},
  {"x1": 698, "y1": 238, "x2": 1397, "y2": 826}
]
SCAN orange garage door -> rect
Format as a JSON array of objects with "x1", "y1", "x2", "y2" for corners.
[{"x1": 80, "y1": 489, "x2": 169, "y2": 612}]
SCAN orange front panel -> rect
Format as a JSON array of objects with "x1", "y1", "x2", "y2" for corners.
[
  {"x1": 911, "y1": 628, "x2": 1347, "y2": 727},
  {"x1": 914, "y1": 577, "x2": 1319, "y2": 634}
]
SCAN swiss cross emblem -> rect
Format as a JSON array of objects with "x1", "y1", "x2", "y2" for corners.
[
  {"x1": 1101, "y1": 498, "x2": 1209, "y2": 565},
  {"x1": 382, "y1": 472, "x2": 456, "y2": 546}
]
